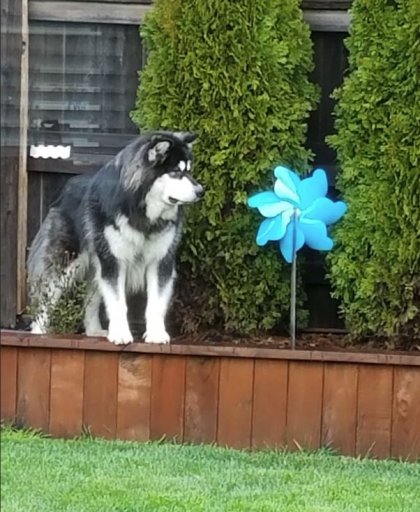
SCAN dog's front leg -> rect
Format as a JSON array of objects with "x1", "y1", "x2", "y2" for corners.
[
  {"x1": 143, "y1": 261, "x2": 174, "y2": 344},
  {"x1": 96, "y1": 258, "x2": 133, "y2": 345}
]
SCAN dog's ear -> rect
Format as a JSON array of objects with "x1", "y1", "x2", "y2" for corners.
[
  {"x1": 174, "y1": 132, "x2": 197, "y2": 148},
  {"x1": 148, "y1": 137, "x2": 172, "y2": 164}
]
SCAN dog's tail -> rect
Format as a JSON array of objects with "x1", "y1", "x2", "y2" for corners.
[
  {"x1": 27, "y1": 208, "x2": 85, "y2": 333},
  {"x1": 27, "y1": 208, "x2": 78, "y2": 282}
]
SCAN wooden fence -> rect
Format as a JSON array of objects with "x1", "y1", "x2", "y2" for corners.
[{"x1": 1, "y1": 331, "x2": 419, "y2": 461}]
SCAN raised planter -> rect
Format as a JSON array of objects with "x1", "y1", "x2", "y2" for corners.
[{"x1": 1, "y1": 330, "x2": 419, "y2": 461}]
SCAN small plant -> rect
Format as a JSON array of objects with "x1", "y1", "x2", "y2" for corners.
[{"x1": 28, "y1": 252, "x2": 89, "y2": 335}]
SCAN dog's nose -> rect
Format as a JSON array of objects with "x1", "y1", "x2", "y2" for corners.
[{"x1": 196, "y1": 185, "x2": 205, "y2": 199}]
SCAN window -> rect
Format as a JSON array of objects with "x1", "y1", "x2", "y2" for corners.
[{"x1": 28, "y1": 21, "x2": 145, "y2": 173}]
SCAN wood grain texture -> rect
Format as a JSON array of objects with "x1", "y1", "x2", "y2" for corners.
[
  {"x1": 217, "y1": 358, "x2": 254, "y2": 449},
  {"x1": 29, "y1": 1, "x2": 150, "y2": 24},
  {"x1": 322, "y1": 363, "x2": 358, "y2": 455},
  {"x1": 16, "y1": 0, "x2": 29, "y2": 313},
  {"x1": 184, "y1": 357, "x2": 220, "y2": 444},
  {"x1": 83, "y1": 351, "x2": 119, "y2": 439},
  {"x1": 392, "y1": 367, "x2": 420, "y2": 461},
  {"x1": 303, "y1": 10, "x2": 350, "y2": 32},
  {"x1": 150, "y1": 355, "x2": 186, "y2": 441},
  {"x1": 49, "y1": 349, "x2": 84, "y2": 437},
  {"x1": 3, "y1": 331, "x2": 419, "y2": 366},
  {"x1": 252, "y1": 360, "x2": 288, "y2": 449},
  {"x1": 287, "y1": 362, "x2": 324, "y2": 450},
  {"x1": 117, "y1": 353, "x2": 152, "y2": 441},
  {"x1": 0, "y1": 346, "x2": 18, "y2": 422},
  {"x1": 16, "y1": 348, "x2": 51, "y2": 431},
  {"x1": 357, "y1": 365, "x2": 393, "y2": 458}
]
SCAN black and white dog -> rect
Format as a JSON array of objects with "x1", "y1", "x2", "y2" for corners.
[{"x1": 27, "y1": 131, "x2": 204, "y2": 344}]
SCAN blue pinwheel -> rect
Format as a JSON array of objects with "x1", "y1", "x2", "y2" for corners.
[
  {"x1": 248, "y1": 166, "x2": 347, "y2": 263},
  {"x1": 248, "y1": 165, "x2": 347, "y2": 348}
]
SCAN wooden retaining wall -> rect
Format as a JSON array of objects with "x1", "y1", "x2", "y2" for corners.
[{"x1": 1, "y1": 331, "x2": 419, "y2": 461}]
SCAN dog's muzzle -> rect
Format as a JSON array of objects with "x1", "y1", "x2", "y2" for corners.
[{"x1": 195, "y1": 184, "x2": 205, "y2": 199}]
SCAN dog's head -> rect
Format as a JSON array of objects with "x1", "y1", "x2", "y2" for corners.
[{"x1": 122, "y1": 131, "x2": 204, "y2": 206}]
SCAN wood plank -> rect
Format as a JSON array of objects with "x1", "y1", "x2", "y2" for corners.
[
  {"x1": 49, "y1": 349, "x2": 84, "y2": 437},
  {"x1": 16, "y1": 347, "x2": 51, "y2": 431},
  {"x1": 303, "y1": 10, "x2": 350, "y2": 32},
  {"x1": 0, "y1": 347, "x2": 18, "y2": 422},
  {"x1": 287, "y1": 362, "x2": 324, "y2": 450},
  {"x1": 217, "y1": 358, "x2": 254, "y2": 449},
  {"x1": 392, "y1": 367, "x2": 420, "y2": 461},
  {"x1": 322, "y1": 363, "x2": 358, "y2": 455},
  {"x1": 184, "y1": 357, "x2": 220, "y2": 445},
  {"x1": 29, "y1": 2, "x2": 151, "y2": 24},
  {"x1": 29, "y1": 2, "x2": 351, "y2": 31},
  {"x1": 302, "y1": 0, "x2": 352, "y2": 10},
  {"x1": 83, "y1": 351, "x2": 119, "y2": 439},
  {"x1": 117, "y1": 353, "x2": 152, "y2": 441},
  {"x1": 357, "y1": 365, "x2": 393, "y2": 458},
  {"x1": 150, "y1": 355, "x2": 186, "y2": 442},
  {"x1": 252, "y1": 360, "x2": 288, "y2": 449},
  {"x1": 2, "y1": 331, "x2": 420, "y2": 367},
  {"x1": 16, "y1": 0, "x2": 29, "y2": 313},
  {"x1": 27, "y1": 172, "x2": 42, "y2": 247}
]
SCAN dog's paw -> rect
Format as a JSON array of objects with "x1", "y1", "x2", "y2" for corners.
[
  {"x1": 143, "y1": 329, "x2": 170, "y2": 344},
  {"x1": 30, "y1": 322, "x2": 47, "y2": 335},
  {"x1": 107, "y1": 323, "x2": 134, "y2": 345}
]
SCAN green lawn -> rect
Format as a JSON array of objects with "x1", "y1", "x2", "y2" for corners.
[{"x1": 1, "y1": 428, "x2": 419, "y2": 512}]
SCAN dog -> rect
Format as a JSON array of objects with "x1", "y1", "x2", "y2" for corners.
[{"x1": 27, "y1": 131, "x2": 204, "y2": 344}]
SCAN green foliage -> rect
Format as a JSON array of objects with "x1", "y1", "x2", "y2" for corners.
[
  {"x1": 328, "y1": 0, "x2": 420, "y2": 340},
  {"x1": 132, "y1": 0, "x2": 318, "y2": 333},
  {"x1": 28, "y1": 253, "x2": 89, "y2": 335}
]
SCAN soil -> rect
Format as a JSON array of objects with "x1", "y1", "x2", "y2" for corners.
[
  {"x1": 173, "y1": 330, "x2": 420, "y2": 354},
  {"x1": 12, "y1": 315, "x2": 420, "y2": 354}
]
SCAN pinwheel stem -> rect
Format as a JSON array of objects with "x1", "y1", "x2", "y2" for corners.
[{"x1": 290, "y1": 209, "x2": 298, "y2": 350}]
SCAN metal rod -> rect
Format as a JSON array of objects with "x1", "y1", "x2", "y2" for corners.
[{"x1": 290, "y1": 209, "x2": 298, "y2": 350}]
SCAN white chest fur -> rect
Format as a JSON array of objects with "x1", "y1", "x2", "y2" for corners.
[
  {"x1": 104, "y1": 215, "x2": 145, "y2": 263},
  {"x1": 104, "y1": 215, "x2": 176, "y2": 293}
]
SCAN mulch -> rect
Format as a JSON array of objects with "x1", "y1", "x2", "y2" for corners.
[{"x1": 173, "y1": 329, "x2": 420, "y2": 354}]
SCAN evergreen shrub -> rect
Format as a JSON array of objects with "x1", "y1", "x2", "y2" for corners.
[
  {"x1": 328, "y1": 0, "x2": 420, "y2": 340},
  {"x1": 132, "y1": 0, "x2": 318, "y2": 333}
]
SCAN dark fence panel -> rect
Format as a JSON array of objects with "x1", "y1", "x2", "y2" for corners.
[
  {"x1": 1, "y1": 0, "x2": 28, "y2": 327},
  {"x1": 304, "y1": 30, "x2": 348, "y2": 329}
]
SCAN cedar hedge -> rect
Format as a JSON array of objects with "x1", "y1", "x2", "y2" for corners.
[
  {"x1": 132, "y1": 0, "x2": 318, "y2": 333},
  {"x1": 328, "y1": 0, "x2": 420, "y2": 341}
]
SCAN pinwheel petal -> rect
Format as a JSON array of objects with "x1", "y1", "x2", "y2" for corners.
[
  {"x1": 274, "y1": 179, "x2": 300, "y2": 204},
  {"x1": 302, "y1": 198, "x2": 347, "y2": 225},
  {"x1": 256, "y1": 216, "x2": 284, "y2": 246},
  {"x1": 273, "y1": 166, "x2": 300, "y2": 194},
  {"x1": 298, "y1": 168, "x2": 328, "y2": 210},
  {"x1": 299, "y1": 218, "x2": 334, "y2": 251},
  {"x1": 258, "y1": 201, "x2": 293, "y2": 218},
  {"x1": 279, "y1": 221, "x2": 305, "y2": 263},
  {"x1": 248, "y1": 191, "x2": 280, "y2": 209}
]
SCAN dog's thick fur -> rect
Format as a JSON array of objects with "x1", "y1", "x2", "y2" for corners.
[{"x1": 27, "y1": 131, "x2": 204, "y2": 344}]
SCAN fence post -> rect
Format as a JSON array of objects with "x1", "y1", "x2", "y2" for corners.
[{"x1": 0, "y1": 0, "x2": 29, "y2": 326}]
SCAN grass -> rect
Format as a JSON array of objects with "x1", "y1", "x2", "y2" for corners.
[{"x1": 1, "y1": 427, "x2": 419, "y2": 512}]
